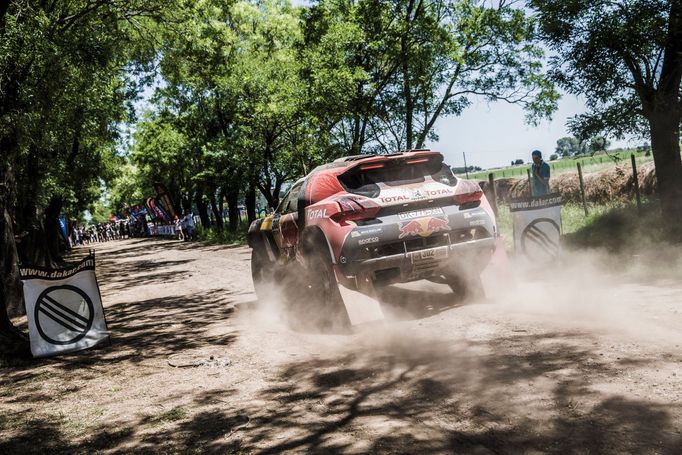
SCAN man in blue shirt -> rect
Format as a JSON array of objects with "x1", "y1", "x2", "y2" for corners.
[{"x1": 530, "y1": 150, "x2": 551, "y2": 196}]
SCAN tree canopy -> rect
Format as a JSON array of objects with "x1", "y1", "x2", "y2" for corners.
[{"x1": 531, "y1": 0, "x2": 682, "y2": 216}]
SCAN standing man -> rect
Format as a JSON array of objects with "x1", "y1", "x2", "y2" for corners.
[{"x1": 530, "y1": 150, "x2": 551, "y2": 196}]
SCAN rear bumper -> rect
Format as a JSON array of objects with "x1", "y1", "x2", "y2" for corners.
[{"x1": 338, "y1": 236, "x2": 495, "y2": 286}]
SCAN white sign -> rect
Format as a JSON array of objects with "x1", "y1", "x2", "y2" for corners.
[
  {"x1": 510, "y1": 193, "x2": 562, "y2": 262},
  {"x1": 20, "y1": 254, "x2": 109, "y2": 358}
]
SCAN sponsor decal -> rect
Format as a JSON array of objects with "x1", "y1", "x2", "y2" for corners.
[
  {"x1": 398, "y1": 207, "x2": 444, "y2": 220},
  {"x1": 424, "y1": 188, "x2": 453, "y2": 197},
  {"x1": 381, "y1": 188, "x2": 453, "y2": 204},
  {"x1": 380, "y1": 195, "x2": 409, "y2": 203},
  {"x1": 463, "y1": 211, "x2": 485, "y2": 219},
  {"x1": 351, "y1": 227, "x2": 383, "y2": 238},
  {"x1": 307, "y1": 208, "x2": 328, "y2": 220},
  {"x1": 469, "y1": 219, "x2": 487, "y2": 227},
  {"x1": 398, "y1": 217, "x2": 450, "y2": 239},
  {"x1": 358, "y1": 237, "x2": 380, "y2": 245}
]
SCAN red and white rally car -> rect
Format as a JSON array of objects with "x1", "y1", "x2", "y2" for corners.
[{"x1": 248, "y1": 150, "x2": 498, "y2": 326}]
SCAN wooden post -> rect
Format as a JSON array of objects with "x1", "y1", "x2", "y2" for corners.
[
  {"x1": 577, "y1": 162, "x2": 588, "y2": 216},
  {"x1": 631, "y1": 154, "x2": 642, "y2": 212},
  {"x1": 487, "y1": 173, "x2": 498, "y2": 217},
  {"x1": 526, "y1": 168, "x2": 533, "y2": 197},
  {"x1": 463, "y1": 152, "x2": 469, "y2": 179}
]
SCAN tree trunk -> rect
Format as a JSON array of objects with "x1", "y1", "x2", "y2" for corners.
[
  {"x1": 245, "y1": 183, "x2": 256, "y2": 224},
  {"x1": 401, "y1": 0, "x2": 416, "y2": 151},
  {"x1": 227, "y1": 189, "x2": 240, "y2": 232},
  {"x1": 210, "y1": 195, "x2": 224, "y2": 232},
  {"x1": 44, "y1": 196, "x2": 63, "y2": 263},
  {"x1": 0, "y1": 167, "x2": 30, "y2": 357},
  {"x1": 648, "y1": 110, "x2": 682, "y2": 222},
  {"x1": 195, "y1": 194, "x2": 210, "y2": 229}
]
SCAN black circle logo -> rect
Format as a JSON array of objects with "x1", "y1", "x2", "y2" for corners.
[
  {"x1": 521, "y1": 217, "x2": 561, "y2": 261},
  {"x1": 34, "y1": 285, "x2": 95, "y2": 345}
]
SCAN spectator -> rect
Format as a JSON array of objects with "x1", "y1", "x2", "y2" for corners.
[{"x1": 530, "y1": 150, "x2": 551, "y2": 197}]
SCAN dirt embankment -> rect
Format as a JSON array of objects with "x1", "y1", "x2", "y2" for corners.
[{"x1": 481, "y1": 161, "x2": 657, "y2": 204}]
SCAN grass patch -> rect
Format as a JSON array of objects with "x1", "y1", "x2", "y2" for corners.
[
  {"x1": 562, "y1": 200, "x2": 677, "y2": 252},
  {"x1": 195, "y1": 226, "x2": 247, "y2": 245},
  {"x1": 151, "y1": 406, "x2": 190, "y2": 424}
]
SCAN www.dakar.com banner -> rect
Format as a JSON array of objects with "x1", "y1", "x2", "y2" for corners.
[{"x1": 510, "y1": 193, "x2": 562, "y2": 262}]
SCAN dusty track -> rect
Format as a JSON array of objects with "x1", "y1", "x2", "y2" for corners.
[{"x1": 1, "y1": 238, "x2": 681, "y2": 453}]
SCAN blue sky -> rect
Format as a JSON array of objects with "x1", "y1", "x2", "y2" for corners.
[{"x1": 429, "y1": 93, "x2": 635, "y2": 170}]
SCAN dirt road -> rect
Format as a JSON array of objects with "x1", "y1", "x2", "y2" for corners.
[{"x1": 2, "y1": 238, "x2": 682, "y2": 454}]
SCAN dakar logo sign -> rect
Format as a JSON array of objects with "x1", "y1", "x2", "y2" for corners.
[{"x1": 398, "y1": 217, "x2": 450, "y2": 239}]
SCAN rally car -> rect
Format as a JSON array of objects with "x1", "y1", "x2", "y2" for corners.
[{"x1": 248, "y1": 150, "x2": 498, "y2": 326}]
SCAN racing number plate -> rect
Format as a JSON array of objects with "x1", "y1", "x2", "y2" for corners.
[
  {"x1": 398, "y1": 207, "x2": 444, "y2": 220},
  {"x1": 411, "y1": 246, "x2": 449, "y2": 262}
]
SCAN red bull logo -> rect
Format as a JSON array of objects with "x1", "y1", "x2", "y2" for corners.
[
  {"x1": 399, "y1": 220, "x2": 423, "y2": 238},
  {"x1": 427, "y1": 217, "x2": 449, "y2": 233},
  {"x1": 399, "y1": 217, "x2": 450, "y2": 239}
]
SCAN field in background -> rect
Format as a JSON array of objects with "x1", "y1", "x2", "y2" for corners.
[{"x1": 462, "y1": 148, "x2": 652, "y2": 180}]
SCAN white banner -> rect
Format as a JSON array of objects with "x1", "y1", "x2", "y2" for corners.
[
  {"x1": 148, "y1": 223, "x2": 176, "y2": 236},
  {"x1": 510, "y1": 193, "x2": 562, "y2": 262},
  {"x1": 20, "y1": 254, "x2": 109, "y2": 358}
]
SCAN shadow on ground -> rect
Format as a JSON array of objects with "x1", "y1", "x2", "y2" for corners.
[{"x1": 3, "y1": 331, "x2": 680, "y2": 454}]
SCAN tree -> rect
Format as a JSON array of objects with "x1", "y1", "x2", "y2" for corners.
[
  {"x1": 555, "y1": 136, "x2": 581, "y2": 157},
  {"x1": 0, "y1": 0, "x2": 181, "y2": 355},
  {"x1": 549, "y1": 153, "x2": 558, "y2": 161},
  {"x1": 588, "y1": 136, "x2": 610, "y2": 154},
  {"x1": 531, "y1": 0, "x2": 682, "y2": 220},
  {"x1": 303, "y1": 0, "x2": 558, "y2": 154}
]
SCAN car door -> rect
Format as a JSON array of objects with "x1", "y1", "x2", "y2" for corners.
[{"x1": 279, "y1": 181, "x2": 303, "y2": 252}]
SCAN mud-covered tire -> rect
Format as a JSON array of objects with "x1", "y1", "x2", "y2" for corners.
[
  {"x1": 306, "y1": 250, "x2": 350, "y2": 331},
  {"x1": 447, "y1": 273, "x2": 484, "y2": 300},
  {"x1": 251, "y1": 244, "x2": 274, "y2": 301}
]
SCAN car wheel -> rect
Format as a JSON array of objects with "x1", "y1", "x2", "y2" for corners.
[
  {"x1": 306, "y1": 250, "x2": 350, "y2": 331},
  {"x1": 447, "y1": 273, "x2": 484, "y2": 300},
  {"x1": 251, "y1": 244, "x2": 274, "y2": 301}
]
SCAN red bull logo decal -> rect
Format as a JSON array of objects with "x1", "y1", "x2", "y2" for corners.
[{"x1": 398, "y1": 217, "x2": 450, "y2": 239}]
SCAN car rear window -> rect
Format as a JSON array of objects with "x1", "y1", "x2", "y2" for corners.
[{"x1": 338, "y1": 159, "x2": 457, "y2": 198}]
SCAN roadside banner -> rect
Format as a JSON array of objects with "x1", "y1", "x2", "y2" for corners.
[
  {"x1": 510, "y1": 193, "x2": 562, "y2": 261},
  {"x1": 20, "y1": 253, "x2": 109, "y2": 358},
  {"x1": 153, "y1": 182, "x2": 178, "y2": 219}
]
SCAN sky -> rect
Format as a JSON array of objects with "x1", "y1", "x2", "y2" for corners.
[{"x1": 428, "y1": 93, "x2": 635, "y2": 170}]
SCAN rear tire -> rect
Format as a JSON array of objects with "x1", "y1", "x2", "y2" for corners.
[
  {"x1": 306, "y1": 250, "x2": 350, "y2": 331},
  {"x1": 251, "y1": 244, "x2": 274, "y2": 301},
  {"x1": 447, "y1": 273, "x2": 484, "y2": 300}
]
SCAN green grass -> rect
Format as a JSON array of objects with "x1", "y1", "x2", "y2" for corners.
[
  {"x1": 195, "y1": 225, "x2": 248, "y2": 245},
  {"x1": 463, "y1": 148, "x2": 653, "y2": 181}
]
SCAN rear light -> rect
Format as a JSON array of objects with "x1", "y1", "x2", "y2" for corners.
[
  {"x1": 453, "y1": 180, "x2": 483, "y2": 205},
  {"x1": 405, "y1": 157, "x2": 430, "y2": 164},
  {"x1": 330, "y1": 197, "x2": 381, "y2": 225},
  {"x1": 454, "y1": 191, "x2": 483, "y2": 205},
  {"x1": 360, "y1": 163, "x2": 385, "y2": 170}
]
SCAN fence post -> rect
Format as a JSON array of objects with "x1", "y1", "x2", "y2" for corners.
[
  {"x1": 526, "y1": 168, "x2": 533, "y2": 197},
  {"x1": 631, "y1": 154, "x2": 642, "y2": 212},
  {"x1": 487, "y1": 173, "x2": 498, "y2": 217},
  {"x1": 577, "y1": 162, "x2": 588, "y2": 216}
]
